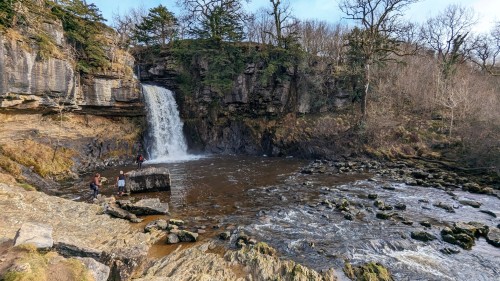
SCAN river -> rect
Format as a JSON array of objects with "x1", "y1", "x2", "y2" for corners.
[{"x1": 61, "y1": 154, "x2": 500, "y2": 280}]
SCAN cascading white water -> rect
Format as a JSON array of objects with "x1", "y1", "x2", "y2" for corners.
[{"x1": 142, "y1": 84, "x2": 196, "y2": 162}]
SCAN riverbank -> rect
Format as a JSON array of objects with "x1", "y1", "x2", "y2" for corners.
[{"x1": 0, "y1": 183, "x2": 342, "y2": 280}]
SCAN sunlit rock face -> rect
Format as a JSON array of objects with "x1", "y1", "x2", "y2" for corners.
[{"x1": 0, "y1": 19, "x2": 142, "y2": 117}]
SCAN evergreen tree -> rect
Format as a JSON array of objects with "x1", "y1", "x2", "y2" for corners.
[
  {"x1": 135, "y1": 5, "x2": 177, "y2": 46},
  {"x1": 179, "y1": 0, "x2": 248, "y2": 41},
  {"x1": 50, "y1": 0, "x2": 109, "y2": 73}
]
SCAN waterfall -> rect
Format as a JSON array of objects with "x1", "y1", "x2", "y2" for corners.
[{"x1": 142, "y1": 84, "x2": 196, "y2": 162}]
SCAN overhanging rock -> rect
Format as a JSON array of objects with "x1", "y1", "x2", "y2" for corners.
[{"x1": 125, "y1": 167, "x2": 170, "y2": 193}]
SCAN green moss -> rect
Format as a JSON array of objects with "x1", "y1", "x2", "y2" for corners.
[
  {"x1": 344, "y1": 261, "x2": 393, "y2": 281},
  {"x1": 17, "y1": 183, "x2": 35, "y2": 191},
  {"x1": 254, "y1": 242, "x2": 276, "y2": 257}
]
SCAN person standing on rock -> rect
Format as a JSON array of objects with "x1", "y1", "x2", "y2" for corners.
[
  {"x1": 136, "y1": 154, "x2": 145, "y2": 169},
  {"x1": 115, "y1": 170, "x2": 126, "y2": 196},
  {"x1": 90, "y1": 173, "x2": 102, "y2": 199}
]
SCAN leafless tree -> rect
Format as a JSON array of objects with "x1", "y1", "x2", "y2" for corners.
[
  {"x1": 267, "y1": 0, "x2": 298, "y2": 48},
  {"x1": 296, "y1": 20, "x2": 348, "y2": 64},
  {"x1": 420, "y1": 4, "x2": 477, "y2": 77},
  {"x1": 340, "y1": 0, "x2": 420, "y2": 119},
  {"x1": 245, "y1": 8, "x2": 275, "y2": 44},
  {"x1": 112, "y1": 5, "x2": 147, "y2": 49}
]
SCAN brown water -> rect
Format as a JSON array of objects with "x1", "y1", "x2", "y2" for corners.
[{"x1": 61, "y1": 155, "x2": 500, "y2": 280}]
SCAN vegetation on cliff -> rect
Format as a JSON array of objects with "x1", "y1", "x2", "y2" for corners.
[{"x1": 0, "y1": 0, "x2": 131, "y2": 75}]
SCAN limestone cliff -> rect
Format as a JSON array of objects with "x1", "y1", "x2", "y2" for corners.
[
  {"x1": 0, "y1": 6, "x2": 142, "y2": 117},
  {"x1": 137, "y1": 42, "x2": 354, "y2": 158}
]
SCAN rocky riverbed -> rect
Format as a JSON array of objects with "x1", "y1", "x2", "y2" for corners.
[{"x1": 1, "y1": 156, "x2": 499, "y2": 281}]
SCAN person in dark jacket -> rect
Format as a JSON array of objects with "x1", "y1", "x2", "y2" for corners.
[{"x1": 136, "y1": 154, "x2": 145, "y2": 169}]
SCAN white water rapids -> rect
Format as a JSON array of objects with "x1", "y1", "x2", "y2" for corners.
[{"x1": 142, "y1": 84, "x2": 199, "y2": 163}]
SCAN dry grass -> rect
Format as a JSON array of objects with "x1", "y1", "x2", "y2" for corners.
[
  {"x1": 1, "y1": 140, "x2": 75, "y2": 179},
  {"x1": 0, "y1": 154, "x2": 22, "y2": 178},
  {"x1": 1, "y1": 245, "x2": 94, "y2": 281}
]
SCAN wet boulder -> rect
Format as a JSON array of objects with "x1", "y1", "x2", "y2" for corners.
[
  {"x1": 440, "y1": 247, "x2": 460, "y2": 255},
  {"x1": 410, "y1": 231, "x2": 437, "y2": 242},
  {"x1": 344, "y1": 262, "x2": 394, "y2": 281},
  {"x1": 169, "y1": 219, "x2": 185, "y2": 226},
  {"x1": 166, "y1": 233, "x2": 180, "y2": 244},
  {"x1": 117, "y1": 198, "x2": 169, "y2": 215},
  {"x1": 440, "y1": 223, "x2": 481, "y2": 250},
  {"x1": 178, "y1": 230, "x2": 198, "y2": 242},
  {"x1": 486, "y1": 228, "x2": 500, "y2": 247},
  {"x1": 458, "y1": 199, "x2": 481, "y2": 208},
  {"x1": 144, "y1": 219, "x2": 169, "y2": 232},
  {"x1": 125, "y1": 167, "x2": 171, "y2": 193},
  {"x1": 394, "y1": 203, "x2": 406, "y2": 210},
  {"x1": 376, "y1": 212, "x2": 396, "y2": 220},
  {"x1": 433, "y1": 202, "x2": 455, "y2": 213}
]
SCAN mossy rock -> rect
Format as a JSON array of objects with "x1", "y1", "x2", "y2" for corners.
[
  {"x1": 344, "y1": 261, "x2": 394, "y2": 281},
  {"x1": 254, "y1": 242, "x2": 276, "y2": 257}
]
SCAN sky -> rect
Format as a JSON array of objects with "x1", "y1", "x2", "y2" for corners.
[{"x1": 90, "y1": 0, "x2": 499, "y2": 34}]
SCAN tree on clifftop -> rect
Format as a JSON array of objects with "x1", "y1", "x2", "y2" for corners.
[
  {"x1": 178, "y1": 0, "x2": 249, "y2": 41},
  {"x1": 135, "y1": 5, "x2": 178, "y2": 47},
  {"x1": 340, "y1": 0, "x2": 420, "y2": 120}
]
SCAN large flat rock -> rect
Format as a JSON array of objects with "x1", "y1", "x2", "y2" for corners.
[
  {"x1": 125, "y1": 167, "x2": 170, "y2": 193},
  {"x1": 14, "y1": 222, "x2": 53, "y2": 249}
]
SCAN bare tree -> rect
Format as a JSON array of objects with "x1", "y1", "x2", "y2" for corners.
[
  {"x1": 469, "y1": 22, "x2": 500, "y2": 75},
  {"x1": 267, "y1": 0, "x2": 298, "y2": 48},
  {"x1": 245, "y1": 8, "x2": 275, "y2": 44},
  {"x1": 420, "y1": 4, "x2": 477, "y2": 77},
  {"x1": 340, "y1": 0, "x2": 420, "y2": 119},
  {"x1": 112, "y1": 5, "x2": 147, "y2": 49}
]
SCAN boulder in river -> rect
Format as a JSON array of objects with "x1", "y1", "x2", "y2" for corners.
[
  {"x1": 410, "y1": 231, "x2": 437, "y2": 242},
  {"x1": 14, "y1": 222, "x2": 53, "y2": 249},
  {"x1": 125, "y1": 167, "x2": 171, "y2": 193},
  {"x1": 486, "y1": 228, "x2": 500, "y2": 247},
  {"x1": 166, "y1": 233, "x2": 180, "y2": 244},
  {"x1": 144, "y1": 219, "x2": 169, "y2": 232},
  {"x1": 458, "y1": 199, "x2": 481, "y2": 208},
  {"x1": 178, "y1": 230, "x2": 198, "y2": 242},
  {"x1": 440, "y1": 223, "x2": 481, "y2": 250},
  {"x1": 344, "y1": 261, "x2": 393, "y2": 281}
]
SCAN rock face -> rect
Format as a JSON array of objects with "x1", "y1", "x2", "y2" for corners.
[
  {"x1": 125, "y1": 167, "x2": 171, "y2": 193},
  {"x1": 137, "y1": 45, "x2": 352, "y2": 158},
  {"x1": 14, "y1": 222, "x2": 53, "y2": 249},
  {"x1": 0, "y1": 19, "x2": 142, "y2": 117}
]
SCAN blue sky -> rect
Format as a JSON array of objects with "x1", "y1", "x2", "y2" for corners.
[{"x1": 90, "y1": 0, "x2": 499, "y2": 34}]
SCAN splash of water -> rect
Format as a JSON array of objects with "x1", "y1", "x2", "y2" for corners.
[{"x1": 142, "y1": 84, "x2": 199, "y2": 163}]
